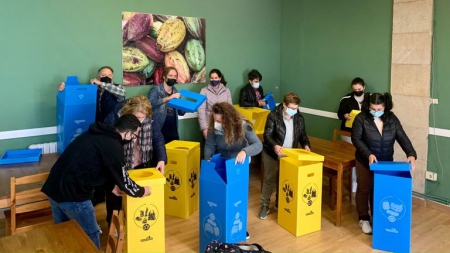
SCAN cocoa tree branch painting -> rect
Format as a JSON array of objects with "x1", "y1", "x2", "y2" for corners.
[{"x1": 122, "y1": 12, "x2": 206, "y2": 86}]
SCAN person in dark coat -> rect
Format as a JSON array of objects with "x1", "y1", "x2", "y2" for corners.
[
  {"x1": 352, "y1": 92, "x2": 417, "y2": 234},
  {"x1": 41, "y1": 114, "x2": 151, "y2": 249},
  {"x1": 239, "y1": 69, "x2": 266, "y2": 108}
]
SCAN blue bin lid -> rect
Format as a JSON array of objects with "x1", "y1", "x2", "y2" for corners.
[{"x1": 370, "y1": 161, "x2": 411, "y2": 171}]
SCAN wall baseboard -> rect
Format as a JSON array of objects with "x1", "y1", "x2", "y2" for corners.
[{"x1": 413, "y1": 195, "x2": 450, "y2": 214}]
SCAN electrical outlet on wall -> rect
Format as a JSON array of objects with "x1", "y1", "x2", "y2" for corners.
[{"x1": 425, "y1": 171, "x2": 438, "y2": 181}]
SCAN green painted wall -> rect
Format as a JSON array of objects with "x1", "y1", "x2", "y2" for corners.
[
  {"x1": 425, "y1": 0, "x2": 450, "y2": 203},
  {"x1": 0, "y1": 0, "x2": 281, "y2": 154},
  {"x1": 280, "y1": 0, "x2": 393, "y2": 139}
]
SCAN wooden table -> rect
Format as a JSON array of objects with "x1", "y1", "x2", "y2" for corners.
[
  {"x1": 308, "y1": 136, "x2": 355, "y2": 227},
  {"x1": 0, "y1": 220, "x2": 100, "y2": 252},
  {"x1": 0, "y1": 153, "x2": 58, "y2": 210}
]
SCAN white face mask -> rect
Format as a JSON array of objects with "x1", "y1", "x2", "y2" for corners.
[
  {"x1": 214, "y1": 122, "x2": 222, "y2": 131},
  {"x1": 251, "y1": 82, "x2": 260, "y2": 89}
]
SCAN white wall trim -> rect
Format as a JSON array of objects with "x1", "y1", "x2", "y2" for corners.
[{"x1": 1, "y1": 108, "x2": 449, "y2": 140}]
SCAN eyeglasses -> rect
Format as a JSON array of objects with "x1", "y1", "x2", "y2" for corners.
[{"x1": 131, "y1": 132, "x2": 139, "y2": 139}]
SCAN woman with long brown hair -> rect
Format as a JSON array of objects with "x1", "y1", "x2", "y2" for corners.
[{"x1": 204, "y1": 102, "x2": 262, "y2": 164}]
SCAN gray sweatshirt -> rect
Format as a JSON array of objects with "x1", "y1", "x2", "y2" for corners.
[
  {"x1": 197, "y1": 83, "x2": 232, "y2": 131},
  {"x1": 204, "y1": 121, "x2": 263, "y2": 160}
]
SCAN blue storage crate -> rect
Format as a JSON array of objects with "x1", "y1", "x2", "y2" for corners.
[
  {"x1": 0, "y1": 149, "x2": 42, "y2": 165},
  {"x1": 199, "y1": 155, "x2": 249, "y2": 251},
  {"x1": 370, "y1": 161, "x2": 412, "y2": 253},
  {"x1": 57, "y1": 76, "x2": 97, "y2": 154},
  {"x1": 167, "y1": 89, "x2": 206, "y2": 113},
  {"x1": 262, "y1": 91, "x2": 276, "y2": 111}
]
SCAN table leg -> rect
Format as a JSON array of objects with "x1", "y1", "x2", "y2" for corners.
[{"x1": 336, "y1": 164, "x2": 343, "y2": 227}]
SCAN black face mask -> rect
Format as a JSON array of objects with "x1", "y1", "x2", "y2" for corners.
[
  {"x1": 353, "y1": 90, "x2": 364, "y2": 97},
  {"x1": 100, "y1": 77, "x2": 112, "y2": 83},
  {"x1": 166, "y1": 78, "x2": 177, "y2": 86},
  {"x1": 122, "y1": 138, "x2": 132, "y2": 145}
]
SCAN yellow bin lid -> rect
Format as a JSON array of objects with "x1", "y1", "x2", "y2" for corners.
[
  {"x1": 128, "y1": 168, "x2": 166, "y2": 185},
  {"x1": 281, "y1": 148, "x2": 324, "y2": 162}
]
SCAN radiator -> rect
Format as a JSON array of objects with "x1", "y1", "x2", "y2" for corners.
[{"x1": 29, "y1": 142, "x2": 57, "y2": 154}]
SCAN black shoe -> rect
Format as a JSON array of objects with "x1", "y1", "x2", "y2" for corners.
[{"x1": 246, "y1": 231, "x2": 250, "y2": 240}]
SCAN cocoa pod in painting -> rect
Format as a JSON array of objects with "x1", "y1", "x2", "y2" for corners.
[
  {"x1": 182, "y1": 17, "x2": 204, "y2": 40},
  {"x1": 153, "y1": 66, "x2": 164, "y2": 85},
  {"x1": 135, "y1": 36, "x2": 164, "y2": 63},
  {"x1": 150, "y1": 21, "x2": 163, "y2": 38},
  {"x1": 123, "y1": 72, "x2": 145, "y2": 86},
  {"x1": 157, "y1": 18, "x2": 186, "y2": 52},
  {"x1": 191, "y1": 66, "x2": 206, "y2": 83},
  {"x1": 122, "y1": 47, "x2": 150, "y2": 72},
  {"x1": 184, "y1": 39, "x2": 205, "y2": 72},
  {"x1": 164, "y1": 51, "x2": 191, "y2": 84},
  {"x1": 127, "y1": 13, "x2": 153, "y2": 42}
]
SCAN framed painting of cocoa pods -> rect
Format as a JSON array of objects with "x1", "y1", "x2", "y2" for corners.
[{"x1": 122, "y1": 12, "x2": 206, "y2": 86}]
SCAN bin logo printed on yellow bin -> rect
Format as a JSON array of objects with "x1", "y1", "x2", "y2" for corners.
[
  {"x1": 380, "y1": 196, "x2": 406, "y2": 223},
  {"x1": 203, "y1": 213, "x2": 222, "y2": 240},
  {"x1": 188, "y1": 168, "x2": 198, "y2": 189},
  {"x1": 133, "y1": 204, "x2": 159, "y2": 231},
  {"x1": 302, "y1": 183, "x2": 318, "y2": 206},
  {"x1": 282, "y1": 180, "x2": 295, "y2": 204},
  {"x1": 166, "y1": 170, "x2": 182, "y2": 191}
]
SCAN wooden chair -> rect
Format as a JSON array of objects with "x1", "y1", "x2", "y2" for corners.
[
  {"x1": 105, "y1": 210, "x2": 125, "y2": 253},
  {"x1": 323, "y1": 129, "x2": 353, "y2": 210},
  {"x1": 4, "y1": 172, "x2": 54, "y2": 236}
]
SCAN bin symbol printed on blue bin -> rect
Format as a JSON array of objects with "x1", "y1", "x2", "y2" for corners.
[
  {"x1": 380, "y1": 196, "x2": 406, "y2": 223},
  {"x1": 188, "y1": 168, "x2": 198, "y2": 189},
  {"x1": 203, "y1": 213, "x2": 221, "y2": 240},
  {"x1": 282, "y1": 180, "x2": 295, "y2": 204},
  {"x1": 166, "y1": 170, "x2": 182, "y2": 192},
  {"x1": 69, "y1": 128, "x2": 83, "y2": 143},
  {"x1": 230, "y1": 212, "x2": 244, "y2": 239},
  {"x1": 302, "y1": 183, "x2": 318, "y2": 206},
  {"x1": 134, "y1": 204, "x2": 159, "y2": 231}
]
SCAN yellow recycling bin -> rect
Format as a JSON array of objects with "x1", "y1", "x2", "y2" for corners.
[
  {"x1": 123, "y1": 168, "x2": 166, "y2": 253},
  {"x1": 233, "y1": 105, "x2": 270, "y2": 139},
  {"x1": 278, "y1": 148, "x2": 324, "y2": 237},
  {"x1": 165, "y1": 140, "x2": 200, "y2": 218}
]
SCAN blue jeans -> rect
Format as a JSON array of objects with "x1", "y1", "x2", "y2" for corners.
[{"x1": 48, "y1": 197, "x2": 101, "y2": 249}]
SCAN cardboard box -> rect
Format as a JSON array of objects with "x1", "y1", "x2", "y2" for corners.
[
  {"x1": 262, "y1": 91, "x2": 276, "y2": 111},
  {"x1": 345, "y1": 110, "x2": 361, "y2": 128},
  {"x1": 370, "y1": 161, "x2": 412, "y2": 253},
  {"x1": 56, "y1": 76, "x2": 97, "y2": 154},
  {"x1": 164, "y1": 140, "x2": 200, "y2": 218},
  {"x1": 199, "y1": 155, "x2": 249, "y2": 252},
  {"x1": 233, "y1": 105, "x2": 270, "y2": 137},
  {"x1": 167, "y1": 89, "x2": 206, "y2": 113},
  {"x1": 278, "y1": 149, "x2": 324, "y2": 236},
  {"x1": 123, "y1": 168, "x2": 166, "y2": 253}
]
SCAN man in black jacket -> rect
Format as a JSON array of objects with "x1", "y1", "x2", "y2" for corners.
[
  {"x1": 259, "y1": 92, "x2": 311, "y2": 220},
  {"x1": 41, "y1": 114, "x2": 151, "y2": 249},
  {"x1": 239, "y1": 69, "x2": 266, "y2": 108}
]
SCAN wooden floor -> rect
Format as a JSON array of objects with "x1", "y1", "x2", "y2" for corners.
[{"x1": 2, "y1": 165, "x2": 450, "y2": 252}]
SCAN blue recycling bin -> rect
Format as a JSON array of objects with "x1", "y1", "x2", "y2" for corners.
[
  {"x1": 370, "y1": 161, "x2": 412, "y2": 253},
  {"x1": 167, "y1": 89, "x2": 206, "y2": 113},
  {"x1": 262, "y1": 91, "x2": 276, "y2": 111},
  {"x1": 57, "y1": 76, "x2": 97, "y2": 154},
  {"x1": 199, "y1": 155, "x2": 250, "y2": 252}
]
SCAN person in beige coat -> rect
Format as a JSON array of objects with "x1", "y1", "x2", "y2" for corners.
[{"x1": 198, "y1": 69, "x2": 233, "y2": 138}]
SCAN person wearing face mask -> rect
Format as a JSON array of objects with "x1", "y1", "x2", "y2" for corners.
[
  {"x1": 103, "y1": 96, "x2": 167, "y2": 226},
  {"x1": 259, "y1": 92, "x2": 310, "y2": 220},
  {"x1": 352, "y1": 92, "x2": 416, "y2": 235},
  {"x1": 239, "y1": 69, "x2": 266, "y2": 108},
  {"x1": 41, "y1": 114, "x2": 152, "y2": 249},
  {"x1": 337, "y1": 77, "x2": 367, "y2": 133},
  {"x1": 58, "y1": 66, "x2": 126, "y2": 123},
  {"x1": 148, "y1": 67, "x2": 186, "y2": 144},
  {"x1": 203, "y1": 102, "x2": 263, "y2": 240},
  {"x1": 198, "y1": 69, "x2": 233, "y2": 139}
]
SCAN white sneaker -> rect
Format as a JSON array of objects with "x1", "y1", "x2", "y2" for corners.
[{"x1": 359, "y1": 220, "x2": 372, "y2": 234}]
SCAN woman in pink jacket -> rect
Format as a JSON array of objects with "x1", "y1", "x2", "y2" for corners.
[{"x1": 198, "y1": 69, "x2": 233, "y2": 138}]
